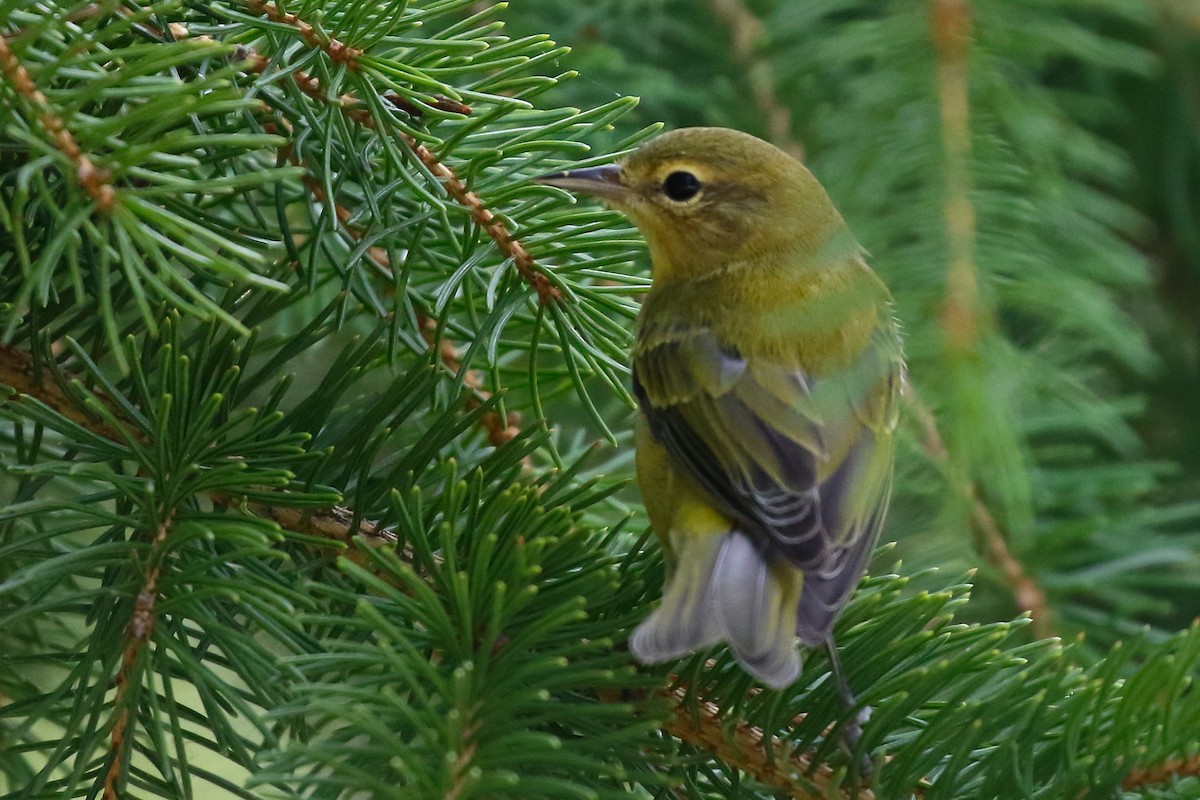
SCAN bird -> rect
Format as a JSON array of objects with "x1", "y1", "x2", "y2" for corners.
[{"x1": 535, "y1": 127, "x2": 902, "y2": 719}]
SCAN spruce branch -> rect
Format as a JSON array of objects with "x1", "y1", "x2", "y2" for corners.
[
  {"x1": 0, "y1": 331, "x2": 503, "y2": 571},
  {"x1": 0, "y1": 337, "x2": 871, "y2": 791},
  {"x1": 0, "y1": 34, "x2": 116, "y2": 211},
  {"x1": 296, "y1": 169, "x2": 390, "y2": 272},
  {"x1": 0, "y1": 3, "x2": 104, "y2": 38},
  {"x1": 228, "y1": 5, "x2": 562, "y2": 453},
  {"x1": 663, "y1": 685, "x2": 865, "y2": 800},
  {"x1": 273, "y1": 131, "x2": 528, "y2": 451},
  {"x1": 0, "y1": 332, "x2": 506, "y2": 579},
  {"x1": 236, "y1": 0, "x2": 561, "y2": 304},
  {"x1": 0, "y1": 340, "x2": 384, "y2": 555},
  {"x1": 103, "y1": 515, "x2": 174, "y2": 800}
]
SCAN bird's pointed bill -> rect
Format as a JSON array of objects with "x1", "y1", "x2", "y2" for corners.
[{"x1": 534, "y1": 164, "x2": 627, "y2": 201}]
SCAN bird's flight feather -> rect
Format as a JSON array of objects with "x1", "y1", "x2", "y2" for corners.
[{"x1": 632, "y1": 309, "x2": 901, "y2": 644}]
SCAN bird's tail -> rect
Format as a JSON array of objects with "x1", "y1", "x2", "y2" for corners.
[{"x1": 630, "y1": 529, "x2": 803, "y2": 689}]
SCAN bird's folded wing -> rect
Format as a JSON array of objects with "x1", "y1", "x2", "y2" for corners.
[{"x1": 632, "y1": 323, "x2": 901, "y2": 571}]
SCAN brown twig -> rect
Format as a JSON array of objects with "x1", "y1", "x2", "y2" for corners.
[
  {"x1": 930, "y1": 0, "x2": 977, "y2": 351},
  {"x1": 246, "y1": 0, "x2": 362, "y2": 65},
  {"x1": 444, "y1": 723, "x2": 480, "y2": 800},
  {"x1": 1152, "y1": 0, "x2": 1200, "y2": 34},
  {"x1": 709, "y1": 0, "x2": 803, "y2": 161},
  {"x1": 239, "y1": 501, "x2": 407, "y2": 567},
  {"x1": 415, "y1": 312, "x2": 522, "y2": 448},
  {"x1": 401, "y1": 129, "x2": 561, "y2": 303},
  {"x1": 238, "y1": 1, "x2": 559, "y2": 304},
  {"x1": 297, "y1": 169, "x2": 393, "y2": 272},
  {"x1": 906, "y1": 386, "x2": 1053, "y2": 638},
  {"x1": 0, "y1": 32, "x2": 116, "y2": 211},
  {"x1": 103, "y1": 517, "x2": 173, "y2": 800},
  {"x1": 0, "y1": 344, "x2": 126, "y2": 441},
  {"x1": 663, "y1": 686, "x2": 870, "y2": 800},
  {"x1": 1122, "y1": 753, "x2": 1200, "y2": 790},
  {"x1": 385, "y1": 92, "x2": 473, "y2": 118}
]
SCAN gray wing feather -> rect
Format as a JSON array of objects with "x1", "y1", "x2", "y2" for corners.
[{"x1": 634, "y1": 320, "x2": 902, "y2": 641}]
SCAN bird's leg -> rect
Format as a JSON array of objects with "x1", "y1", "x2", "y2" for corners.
[{"x1": 825, "y1": 636, "x2": 873, "y2": 781}]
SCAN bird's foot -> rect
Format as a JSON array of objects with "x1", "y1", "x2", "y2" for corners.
[{"x1": 841, "y1": 704, "x2": 873, "y2": 783}]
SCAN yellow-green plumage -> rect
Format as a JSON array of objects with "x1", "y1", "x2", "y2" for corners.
[{"x1": 536, "y1": 127, "x2": 903, "y2": 689}]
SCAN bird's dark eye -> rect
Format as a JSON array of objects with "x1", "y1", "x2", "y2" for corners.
[{"x1": 662, "y1": 171, "x2": 702, "y2": 202}]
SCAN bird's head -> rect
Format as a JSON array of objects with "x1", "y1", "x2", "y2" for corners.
[{"x1": 535, "y1": 127, "x2": 849, "y2": 284}]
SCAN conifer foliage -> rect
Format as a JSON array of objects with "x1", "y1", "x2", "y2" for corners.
[{"x1": 1, "y1": 1, "x2": 1198, "y2": 799}]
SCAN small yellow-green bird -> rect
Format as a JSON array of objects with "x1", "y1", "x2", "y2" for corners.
[{"x1": 536, "y1": 128, "x2": 903, "y2": 697}]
